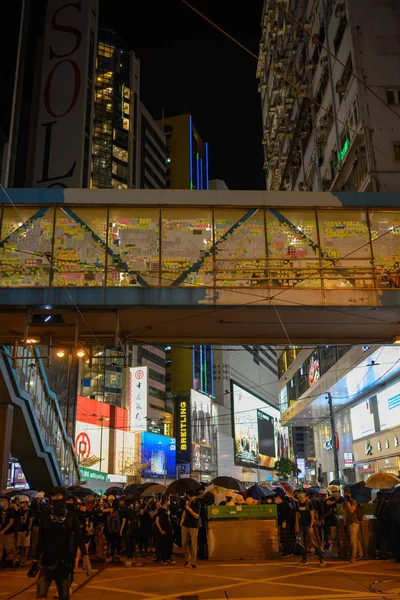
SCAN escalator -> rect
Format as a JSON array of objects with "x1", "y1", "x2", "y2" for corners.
[{"x1": 0, "y1": 345, "x2": 80, "y2": 490}]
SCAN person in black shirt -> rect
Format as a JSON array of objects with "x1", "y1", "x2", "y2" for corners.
[
  {"x1": 276, "y1": 495, "x2": 295, "y2": 557},
  {"x1": 139, "y1": 499, "x2": 153, "y2": 557},
  {"x1": 125, "y1": 501, "x2": 141, "y2": 567},
  {"x1": 180, "y1": 490, "x2": 200, "y2": 569},
  {"x1": 0, "y1": 496, "x2": 16, "y2": 563},
  {"x1": 295, "y1": 491, "x2": 326, "y2": 567},
  {"x1": 28, "y1": 486, "x2": 91, "y2": 600},
  {"x1": 156, "y1": 496, "x2": 175, "y2": 565},
  {"x1": 75, "y1": 502, "x2": 93, "y2": 570}
]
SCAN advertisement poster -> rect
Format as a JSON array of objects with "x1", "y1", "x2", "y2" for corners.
[
  {"x1": 377, "y1": 382, "x2": 400, "y2": 431},
  {"x1": 177, "y1": 463, "x2": 191, "y2": 479},
  {"x1": 350, "y1": 399, "x2": 376, "y2": 440},
  {"x1": 190, "y1": 390, "x2": 213, "y2": 472},
  {"x1": 141, "y1": 432, "x2": 176, "y2": 480},
  {"x1": 128, "y1": 367, "x2": 148, "y2": 432},
  {"x1": 232, "y1": 382, "x2": 284, "y2": 469}
]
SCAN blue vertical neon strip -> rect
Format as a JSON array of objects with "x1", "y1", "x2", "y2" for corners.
[
  {"x1": 192, "y1": 345, "x2": 196, "y2": 388},
  {"x1": 196, "y1": 154, "x2": 200, "y2": 191},
  {"x1": 205, "y1": 143, "x2": 209, "y2": 190},
  {"x1": 210, "y1": 345, "x2": 214, "y2": 398},
  {"x1": 200, "y1": 158, "x2": 203, "y2": 190},
  {"x1": 189, "y1": 115, "x2": 193, "y2": 190},
  {"x1": 199, "y1": 344, "x2": 203, "y2": 392}
]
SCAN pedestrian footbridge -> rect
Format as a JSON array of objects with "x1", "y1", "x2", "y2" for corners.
[{"x1": 0, "y1": 188, "x2": 399, "y2": 344}]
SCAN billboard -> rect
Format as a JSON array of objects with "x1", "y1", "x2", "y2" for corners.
[
  {"x1": 128, "y1": 367, "x2": 148, "y2": 432},
  {"x1": 141, "y1": 432, "x2": 176, "y2": 480},
  {"x1": 190, "y1": 390, "x2": 213, "y2": 472},
  {"x1": 377, "y1": 382, "x2": 400, "y2": 431},
  {"x1": 75, "y1": 419, "x2": 110, "y2": 473},
  {"x1": 232, "y1": 382, "x2": 285, "y2": 469},
  {"x1": 33, "y1": 0, "x2": 98, "y2": 188},
  {"x1": 175, "y1": 397, "x2": 191, "y2": 464},
  {"x1": 350, "y1": 399, "x2": 376, "y2": 440}
]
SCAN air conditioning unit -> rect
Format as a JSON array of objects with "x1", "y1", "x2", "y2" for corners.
[{"x1": 335, "y1": 3, "x2": 346, "y2": 18}]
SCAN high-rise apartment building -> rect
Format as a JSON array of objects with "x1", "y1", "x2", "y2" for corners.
[
  {"x1": 92, "y1": 30, "x2": 166, "y2": 190},
  {"x1": 158, "y1": 114, "x2": 209, "y2": 189},
  {"x1": 258, "y1": 0, "x2": 400, "y2": 192}
]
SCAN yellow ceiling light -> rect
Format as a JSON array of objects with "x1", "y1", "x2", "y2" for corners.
[
  {"x1": 76, "y1": 350, "x2": 85, "y2": 358},
  {"x1": 56, "y1": 350, "x2": 65, "y2": 358}
]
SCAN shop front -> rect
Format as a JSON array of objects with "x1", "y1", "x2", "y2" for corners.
[{"x1": 353, "y1": 425, "x2": 400, "y2": 481}]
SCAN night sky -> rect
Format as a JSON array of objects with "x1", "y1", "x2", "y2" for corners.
[{"x1": 99, "y1": 0, "x2": 265, "y2": 190}]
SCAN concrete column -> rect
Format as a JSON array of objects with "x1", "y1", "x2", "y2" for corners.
[{"x1": 0, "y1": 404, "x2": 14, "y2": 489}]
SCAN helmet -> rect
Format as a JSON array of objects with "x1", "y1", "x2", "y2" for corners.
[
  {"x1": 246, "y1": 497, "x2": 254, "y2": 505},
  {"x1": 235, "y1": 494, "x2": 244, "y2": 504},
  {"x1": 19, "y1": 496, "x2": 29, "y2": 503},
  {"x1": 108, "y1": 495, "x2": 115, "y2": 501},
  {"x1": 36, "y1": 492, "x2": 45, "y2": 499},
  {"x1": 330, "y1": 485, "x2": 340, "y2": 493},
  {"x1": 225, "y1": 491, "x2": 234, "y2": 498}
]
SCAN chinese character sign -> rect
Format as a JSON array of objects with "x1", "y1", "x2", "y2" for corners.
[{"x1": 129, "y1": 367, "x2": 148, "y2": 431}]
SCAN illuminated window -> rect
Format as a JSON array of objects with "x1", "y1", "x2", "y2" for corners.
[
  {"x1": 123, "y1": 101, "x2": 130, "y2": 115},
  {"x1": 112, "y1": 161, "x2": 128, "y2": 179},
  {"x1": 111, "y1": 179, "x2": 128, "y2": 189},
  {"x1": 98, "y1": 43, "x2": 114, "y2": 58},
  {"x1": 124, "y1": 87, "x2": 131, "y2": 99},
  {"x1": 123, "y1": 117, "x2": 130, "y2": 131},
  {"x1": 112, "y1": 145, "x2": 128, "y2": 163}
]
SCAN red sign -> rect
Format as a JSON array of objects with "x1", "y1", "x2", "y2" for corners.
[
  {"x1": 75, "y1": 431, "x2": 91, "y2": 459},
  {"x1": 135, "y1": 370, "x2": 144, "y2": 380}
]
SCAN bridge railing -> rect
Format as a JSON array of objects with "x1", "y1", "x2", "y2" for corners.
[{"x1": 0, "y1": 205, "x2": 398, "y2": 291}]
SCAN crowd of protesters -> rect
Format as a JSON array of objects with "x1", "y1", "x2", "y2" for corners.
[{"x1": 1, "y1": 483, "x2": 399, "y2": 578}]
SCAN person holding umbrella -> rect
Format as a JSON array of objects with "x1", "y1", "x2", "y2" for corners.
[{"x1": 180, "y1": 489, "x2": 200, "y2": 569}]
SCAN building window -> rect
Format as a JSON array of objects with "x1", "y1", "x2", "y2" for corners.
[
  {"x1": 112, "y1": 145, "x2": 128, "y2": 163},
  {"x1": 334, "y1": 16, "x2": 347, "y2": 55},
  {"x1": 336, "y1": 56, "x2": 353, "y2": 103},
  {"x1": 394, "y1": 143, "x2": 400, "y2": 162},
  {"x1": 386, "y1": 89, "x2": 400, "y2": 105}
]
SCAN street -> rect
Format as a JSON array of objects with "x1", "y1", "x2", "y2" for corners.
[{"x1": 1, "y1": 559, "x2": 400, "y2": 600}]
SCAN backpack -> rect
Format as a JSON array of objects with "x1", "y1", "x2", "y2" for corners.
[
  {"x1": 108, "y1": 511, "x2": 121, "y2": 534},
  {"x1": 356, "y1": 503, "x2": 364, "y2": 522}
]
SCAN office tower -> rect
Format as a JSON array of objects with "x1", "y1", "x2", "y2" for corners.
[
  {"x1": 158, "y1": 114, "x2": 209, "y2": 189},
  {"x1": 258, "y1": 0, "x2": 400, "y2": 192},
  {"x1": 92, "y1": 29, "x2": 166, "y2": 190}
]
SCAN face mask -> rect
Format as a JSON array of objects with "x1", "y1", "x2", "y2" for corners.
[{"x1": 52, "y1": 499, "x2": 66, "y2": 515}]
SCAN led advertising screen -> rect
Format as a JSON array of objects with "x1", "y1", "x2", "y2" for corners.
[
  {"x1": 232, "y1": 382, "x2": 283, "y2": 468},
  {"x1": 141, "y1": 432, "x2": 176, "y2": 480},
  {"x1": 377, "y1": 382, "x2": 400, "y2": 431},
  {"x1": 350, "y1": 399, "x2": 376, "y2": 440},
  {"x1": 190, "y1": 390, "x2": 213, "y2": 472}
]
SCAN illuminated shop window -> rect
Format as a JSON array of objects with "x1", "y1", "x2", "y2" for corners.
[{"x1": 112, "y1": 145, "x2": 129, "y2": 162}]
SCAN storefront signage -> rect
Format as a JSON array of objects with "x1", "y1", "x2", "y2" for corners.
[
  {"x1": 175, "y1": 397, "x2": 191, "y2": 464},
  {"x1": 128, "y1": 367, "x2": 148, "y2": 432},
  {"x1": 344, "y1": 452, "x2": 353, "y2": 465},
  {"x1": 355, "y1": 425, "x2": 400, "y2": 464},
  {"x1": 80, "y1": 467, "x2": 108, "y2": 482},
  {"x1": 324, "y1": 433, "x2": 339, "y2": 451},
  {"x1": 33, "y1": 0, "x2": 97, "y2": 188}
]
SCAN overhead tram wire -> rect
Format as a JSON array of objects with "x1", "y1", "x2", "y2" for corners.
[
  {"x1": 269, "y1": 0, "x2": 400, "y2": 124},
  {"x1": 179, "y1": 0, "x2": 400, "y2": 173}
]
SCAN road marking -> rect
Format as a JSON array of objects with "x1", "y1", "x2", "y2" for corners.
[
  {"x1": 86, "y1": 584, "x2": 161, "y2": 597},
  {"x1": 277, "y1": 580, "x2": 366, "y2": 594}
]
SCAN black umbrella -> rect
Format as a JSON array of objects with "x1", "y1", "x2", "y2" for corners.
[
  {"x1": 165, "y1": 478, "x2": 201, "y2": 496},
  {"x1": 105, "y1": 486, "x2": 124, "y2": 497},
  {"x1": 347, "y1": 481, "x2": 372, "y2": 503},
  {"x1": 124, "y1": 484, "x2": 141, "y2": 495},
  {"x1": 246, "y1": 484, "x2": 275, "y2": 500},
  {"x1": 68, "y1": 486, "x2": 96, "y2": 498},
  {"x1": 0, "y1": 489, "x2": 38, "y2": 499},
  {"x1": 329, "y1": 478, "x2": 347, "y2": 486},
  {"x1": 211, "y1": 476, "x2": 246, "y2": 492}
]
